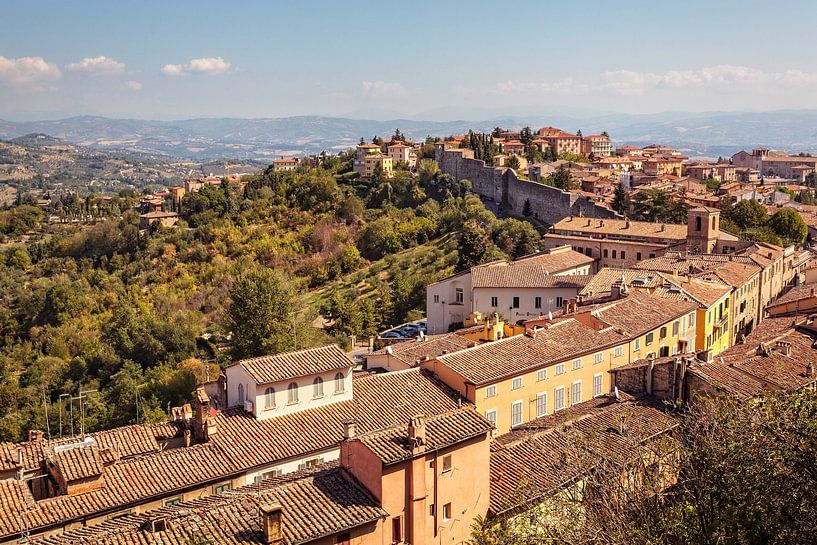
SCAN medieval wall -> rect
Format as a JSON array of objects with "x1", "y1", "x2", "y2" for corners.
[{"x1": 435, "y1": 146, "x2": 619, "y2": 226}]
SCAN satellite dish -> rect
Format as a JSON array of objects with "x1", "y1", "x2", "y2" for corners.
[
  {"x1": 614, "y1": 386, "x2": 620, "y2": 400},
  {"x1": 386, "y1": 345, "x2": 393, "y2": 355},
  {"x1": 547, "y1": 311, "x2": 553, "y2": 320}
]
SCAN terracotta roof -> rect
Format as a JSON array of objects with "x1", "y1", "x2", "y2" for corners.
[
  {"x1": 431, "y1": 318, "x2": 630, "y2": 386},
  {"x1": 489, "y1": 395, "x2": 678, "y2": 515},
  {"x1": 48, "y1": 444, "x2": 104, "y2": 482},
  {"x1": 0, "y1": 369, "x2": 462, "y2": 541},
  {"x1": 472, "y1": 267, "x2": 591, "y2": 289},
  {"x1": 550, "y1": 216, "x2": 688, "y2": 241},
  {"x1": 654, "y1": 273, "x2": 731, "y2": 306},
  {"x1": 209, "y1": 368, "x2": 466, "y2": 470},
  {"x1": 569, "y1": 289, "x2": 699, "y2": 335},
  {"x1": 30, "y1": 464, "x2": 387, "y2": 545},
  {"x1": 369, "y1": 333, "x2": 473, "y2": 365},
  {"x1": 357, "y1": 409, "x2": 491, "y2": 465},
  {"x1": 580, "y1": 268, "x2": 665, "y2": 300},
  {"x1": 231, "y1": 345, "x2": 353, "y2": 384}
]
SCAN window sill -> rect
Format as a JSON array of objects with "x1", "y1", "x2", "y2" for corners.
[
  {"x1": 287, "y1": 401, "x2": 298, "y2": 406},
  {"x1": 313, "y1": 394, "x2": 324, "y2": 400}
]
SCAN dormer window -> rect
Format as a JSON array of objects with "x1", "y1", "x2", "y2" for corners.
[
  {"x1": 264, "y1": 387, "x2": 275, "y2": 409},
  {"x1": 334, "y1": 372, "x2": 345, "y2": 394},
  {"x1": 313, "y1": 377, "x2": 324, "y2": 398},
  {"x1": 287, "y1": 382, "x2": 299, "y2": 404}
]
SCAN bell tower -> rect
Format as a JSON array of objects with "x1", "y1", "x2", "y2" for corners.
[{"x1": 687, "y1": 207, "x2": 720, "y2": 254}]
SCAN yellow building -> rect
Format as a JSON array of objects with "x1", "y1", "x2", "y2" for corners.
[
  {"x1": 353, "y1": 143, "x2": 394, "y2": 179},
  {"x1": 422, "y1": 290, "x2": 697, "y2": 433}
]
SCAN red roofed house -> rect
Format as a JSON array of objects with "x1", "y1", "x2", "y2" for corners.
[{"x1": 581, "y1": 134, "x2": 613, "y2": 157}]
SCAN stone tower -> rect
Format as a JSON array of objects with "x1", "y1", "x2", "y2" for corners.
[{"x1": 687, "y1": 207, "x2": 720, "y2": 254}]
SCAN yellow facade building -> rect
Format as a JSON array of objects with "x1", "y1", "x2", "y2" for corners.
[{"x1": 422, "y1": 290, "x2": 697, "y2": 433}]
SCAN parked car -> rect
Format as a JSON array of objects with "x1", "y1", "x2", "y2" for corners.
[{"x1": 381, "y1": 331, "x2": 404, "y2": 339}]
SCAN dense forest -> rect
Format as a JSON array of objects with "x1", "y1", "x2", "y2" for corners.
[{"x1": 0, "y1": 148, "x2": 543, "y2": 441}]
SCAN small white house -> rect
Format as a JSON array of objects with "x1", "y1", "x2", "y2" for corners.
[
  {"x1": 225, "y1": 345, "x2": 354, "y2": 420},
  {"x1": 426, "y1": 246, "x2": 596, "y2": 334}
]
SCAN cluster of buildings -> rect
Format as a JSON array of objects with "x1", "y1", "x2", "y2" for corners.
[
  {"x1": 352, "y1": 141, "x2": 419, "y2": 179},
  {"x1": 2, "y1": 202, "x2": 815, "y2": 545}
]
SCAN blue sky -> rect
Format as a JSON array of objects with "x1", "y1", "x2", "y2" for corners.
[{"x1": 2, "y1": 0, "x2": 817, "y2": 120}]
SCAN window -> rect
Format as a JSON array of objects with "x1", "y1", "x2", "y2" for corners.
[
  {"x1": 659, "y1": 326, "x2": 667, "y2": 340},
  {"x1": 392, "y1": 517, "x2": 403, "y2": 543},
  {"x1": 485, "y1": 409, "x2": 497, "y2": 426},
  {"x1": 636, "y1": 252, "x2": 642, "y2": 260},
  {"x1": 534, "y1": 296, "x2": 542, "y2": 309},
  {"x1": 571, "y1": 381, "x2": 582, "y2": 406},
  {"x1": 603, "y1": 249, "x2": 609, "y2": 258},
  {"x1": 264, "y1": 387, "x2": 275, "y2": 409},
  {"x1": 634, "y1": 337, "x2": 641, "y2": 350},
  {"x1": 646, "y1": 332, "x2": 654, "y2": 345},
  {"x1": 556, "y1": 296, "x2": 564, "y2": 308},
  {"x1": 554, "y1": 387, "x2": 565, "y2": 411},
  {"x1": 337, "y1": 533, "x2": 351, "y2": 545},
  {"x1": 491, "y1": 296, "x2": 498, "y2": 307},
  {"x1": 214, "y1": 483, "x2": 231, "y2": 494},
  {"x1": 237, "y1": 384, "x2": 244, "y2": 405},
  {"x1": 585, "y1": 248, "x2": 593, "y2": 257},
  {"x1": 511, "y1": 401, "x2": 523, "y2": 427},
  {"x1": 672, "y1": 320, "x2": 679, "y2": 336},
  {"x1": 537, "y1": 368, "x2": 547, "y2": 381},
  {"x1": 614, "y1": 346, "x2": 623, "y2": 357},
  {"x1": 695, "y1": 216, "x2": 702, "y2": 231},
  {"x1": 555, "y1": 363, "x2": 565, "y2": 375},
  {"x1": 334, "y1": 372, "x2": 345, "y2": 394},
  {"x1": 442, "y1": 454, "x2": 452, "y2": 472},
  {"x1": 612, "y1": 250, "x2": 617, "y2": 259},
  {"x1": 433, "y1": 294, "x2": 440, "y2": 303},
  {"x1": 572, "y1": 358, "x2": 582, "y2": 370},
  {"x1": 649, "y1": 253, "x2": 656, "y2": 258},
  {"x1": 443, "y1": 503, "x2": 452, "y2": 521},
  {"x1": 313, "y1": 377, "x2": 324, "y2": 398},
  {"x1": 298, "y1": 457, "x2": 325, "y2": 470},
  {"x1": 536, "y1": 393, "x2": 547, "y2": 417},
  {"x1": 165, "y1": 497, "x2": 181, "y2": 506},
  {"x1": 287, "y1": 382, "x2": 299, "y2": 404},
  {"x1": 594, "y1": 352, "x2": 603, "y2": 364},
  {"x1": 621, "y1": 251, "x2": 626, "y2": 260},
  {"x1": 593, "y1": 373, "x2": 603, "y2": 397},
  {"x1": 455, "y1": 287, "x2": 464, "y2": 303},
  {"x1": 512, "y1": 376, "x2": 523, "y2": 390},
  {"x1": 485, "y1": 385, "x2": 497, "y2": 398},
  {"x1": 689, "y1": 312, "x2": 696, "y2": 327},
  {"x1": 512, "y1": 296, "x2": 520, "y2": 308}
]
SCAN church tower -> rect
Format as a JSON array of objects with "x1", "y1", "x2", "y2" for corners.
[{"x1": 687, "y1": 207, "x2": 720, "y2": 254}]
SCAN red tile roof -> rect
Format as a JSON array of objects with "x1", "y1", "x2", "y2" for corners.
[{"x1": 231, "y1": 345, "x2": 353, "y2": 384}]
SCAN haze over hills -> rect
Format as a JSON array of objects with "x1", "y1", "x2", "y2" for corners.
[{"x1": 1, "y1": 110, "x2": 817, "y2": 161}]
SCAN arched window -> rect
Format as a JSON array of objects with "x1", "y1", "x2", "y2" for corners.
[
  {"x1": 334, "y1": 372, "x2": 345, "y2": 394},
  {"x1": 288, "y1": 382, "x2": 299, "y2": 404},
  {"x1": 237, "y1": 383, "x2": 244, "y2": 405},
  {"x1": 313, "y1": 377, "x2": 324, "y2": 398},
  {"x1": 264, "y1": 387, "x2": 275, "y2": 409}
]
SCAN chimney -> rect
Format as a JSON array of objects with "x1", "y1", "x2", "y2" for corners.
[
  {"x1": 260, "y1": 504, "x2": 284, "y2": 545},
  {"x1": 194, "y1": 387, "x2": 216, "y2": 442},
  {"x1": 568, "y1": 298, "x2": 578, "y2": 313},
  {"x1": 660, "y1": 223, "x2": 666, "y2": 232},
  {"x1": 28, "y1": 430, "x2": 44, "y2": 442},
  {"x1": 408, "y1": 414, "x2": 427, "y2": 455},
  {"x1": 774, "y1": 341, "x2": 792, "y2": 356},
  {"x1": 342, "y1": 418, "x2": 356, "y2": 440},
  {"x1": 624, "y1": 218, "x2": 631, "y2": 229}
]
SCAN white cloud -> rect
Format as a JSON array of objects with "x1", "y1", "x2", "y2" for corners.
[
  {"x1": 65, "y1": 55, "x2": 125, "y2": 75},
  {"x1": 361, "y1": 80, "x2": 407, "y2": 97},
  {"x1": 125, "y1": 80, "x2": 143, "y2": 91},
  {"x1": 494, "y1": 77, "x2": 584, "y2": 95},
  {"x1": 603, "y1": 65, "x2": 817, "y2": 95},
  {"x1": 0, "y1": 55, "x2": 61, "y2": 86},
  {"x1": 161, "y1": 57, "x2": 230, "y2": 76}
]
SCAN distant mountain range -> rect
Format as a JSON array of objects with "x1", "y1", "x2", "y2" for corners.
[{"x1": 1, "y1": 110, "x2": 816, "y2": 161}]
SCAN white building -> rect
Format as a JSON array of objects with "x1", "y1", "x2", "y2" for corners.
[
  {"x1": 225, "y1": 345, "x2": 354, "y2": 421},
  {"x1": 426, "y1": 246, "x2": 595, "y2": 334}
]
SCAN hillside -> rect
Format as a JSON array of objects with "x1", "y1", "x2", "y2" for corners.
[{"x1": 2, "y1": 110, "x2": 817, "y2": 161}]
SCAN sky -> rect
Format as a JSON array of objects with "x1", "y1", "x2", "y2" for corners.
[{"x1": 2, "y1": 0, "x2": 817, "y2": 121}]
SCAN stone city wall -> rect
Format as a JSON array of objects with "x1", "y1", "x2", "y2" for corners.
[{"x1": 435, "y1": 145, "x2": 619, "y2": 225}]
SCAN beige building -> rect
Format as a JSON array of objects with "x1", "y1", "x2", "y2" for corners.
[
  {"x1": 422, "y1": 290, "x2": 697, "y2": 433},
  {"x1": 386, "y1": 143, "x2": 415, "y2": 168},
  {"x1": 353, "y1": 143, "x2": 394, "y2": 179},
  {"x1": 271, "y1": 157, "x2": 299, "y2": 172},
  {"x1": 732, "y1": 148, "x2": 817, "y2": 179},
  {"x1": 544, "y1": 133, "x2": 583, "y2": 156},
  {"x1": 581, "y1": 134, "x2": 613, "y2": 157},
  {"x1": 426, "y1": 246, "x2": 596, "y2": 334}
]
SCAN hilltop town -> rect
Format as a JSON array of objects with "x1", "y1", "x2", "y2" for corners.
[{"x1": 0, "y1": 120, "x2": 816, "y2": 544}]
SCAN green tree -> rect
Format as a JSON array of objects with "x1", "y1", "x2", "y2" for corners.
[
  {"x1": 768, "y1": 208, "x2": 808, "y2": 244},
  {"x1": 227, "y1": 268, "x2": 297, "y2": 359},
  {"x1": 522, "y1": 199, "x2": 532, "y2": 217},
  {"x1": 730, "y1": 199, "x2": 769, "y2": 230},
  {"x1": 507, "y1": 155, "x2": 521, "y2": 170},
  {"x1": 611, "y1": 182, "x2": 631, "y2": 216},
  {"x1": 456, "y1": 221, "x2": 489, "y2": 271},
  {"x1": 491, "y1": 218, "x2": 541, "y2": 259}
]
